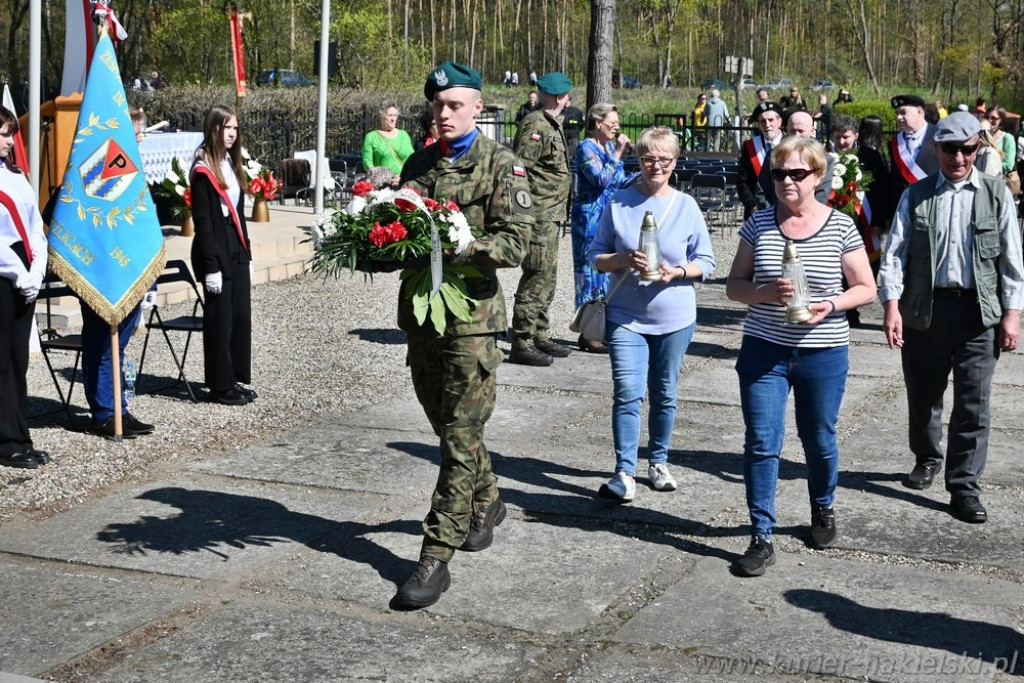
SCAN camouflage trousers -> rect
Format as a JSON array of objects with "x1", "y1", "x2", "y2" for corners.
[
  {"x1": 511, "y1": 219, "x2": 563, "y2": 345},
  {"x1": 406, "y1": 330, "x2": 503, "y2": 561}
]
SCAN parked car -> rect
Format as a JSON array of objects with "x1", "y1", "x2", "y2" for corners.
[
  {"x1": 739, "y1": 78, "x2": 759, "y2": 90},
  {"x1": 762, "y1": 77, "x2": 794, "y2": 91},
  {"x1": 700, "y1": 78, "x2": 733, "y2": 91},
  {"x1": 257, "y1": 69, "x2": 315, "y2": 87},
  {"x1": 620, "y1": 75, "x2": 643, "y2": 89},
  {"x1": 809, "y1": 79, "x2": 835, "y2": 91}
]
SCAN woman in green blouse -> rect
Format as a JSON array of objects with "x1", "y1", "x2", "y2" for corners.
[{"x1": 361, "y1": 102, "x2": 414, "y2": 179}]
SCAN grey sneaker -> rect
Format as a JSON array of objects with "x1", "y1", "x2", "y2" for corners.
[
  {"x1": 648, "y1": 463, "x2": 677, "y2": 491},
  {"x1": 735, "y1": 537, "x2": 775, "y2": 577},
  {"x1": 598, "y1": 472, "x2": 636, "y2": 502}
]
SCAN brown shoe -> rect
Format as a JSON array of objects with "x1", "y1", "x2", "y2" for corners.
[{"x1": 578, "y1": 335, "x2": 609, "y2": 354}]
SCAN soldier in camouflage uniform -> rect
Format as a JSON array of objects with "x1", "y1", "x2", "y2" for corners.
[
  {"x1": 392, "y1": 61, "x2": 535, "y2": 609},
  {"x1": 509, "y1": 72, "x2": 574, "y2": 366}
]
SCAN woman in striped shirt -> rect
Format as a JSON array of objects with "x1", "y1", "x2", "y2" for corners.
[{"x1": 726, "y1": 136, "x2": 876, "y2": 577}]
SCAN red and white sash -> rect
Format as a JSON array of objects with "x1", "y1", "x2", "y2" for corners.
[
  {"x1": 890, "y1": 134, "x2": 928, "y2": 185},
  {"x1": 191, "y1": 165, "x2": 249, "y2": 254},
  {"x1": 744, "y1": 136, "x2": 770, "y2": 177},
  {"x1": 854, "y1": 193, "x2": 879, "y2": 258},
  {"x1": 0, "y1": 189, "x2": 32, "y2": 265}
]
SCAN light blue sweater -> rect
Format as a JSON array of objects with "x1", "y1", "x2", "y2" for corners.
[{"x1": 587, "y1": 185, "x2": 716, "y2": 334}]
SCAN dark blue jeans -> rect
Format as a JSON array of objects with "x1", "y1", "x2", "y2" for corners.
[
  {"x1": 81, "y1": 302, "x2": 142, "y2": 422},
  {"x1": 736, "y1": 336, "x2": 849, "y2": 540}
]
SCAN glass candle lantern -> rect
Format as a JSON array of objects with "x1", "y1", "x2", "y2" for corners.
[
  {"x1": 638, "y1": 211, "x2": 663, "y2": 281},
  {"x1": 781, "y1": 240, "x2": 812, "y2": 323}
]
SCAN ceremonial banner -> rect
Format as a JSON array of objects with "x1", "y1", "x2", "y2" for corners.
[
  {"x1": 230, "y1": 5, "x2": 247, "y2": 98},
  {"x1": 48, "y1": 33, "x2": 166, "y2": 326}
]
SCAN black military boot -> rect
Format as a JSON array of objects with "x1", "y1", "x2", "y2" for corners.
[
  {"x1": 535, "y1": 338, "x2": 570, "y2": 358},
  {"x1": 460, "y1": 498, "x2": 508, "y2": 552},
  {"x1": 393, "y1": 556, "x2": 451, "y2": 609},
  {"x1": 509, "y1": 342, "x2": 553, "y2": 366}
]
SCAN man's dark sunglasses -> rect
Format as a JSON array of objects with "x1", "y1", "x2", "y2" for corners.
[
  {"x1": 939, "y1": 142, "x2": 979, "y2": 156},
  {"x1": 770, "y1": 168, "x2": 815, "y2": 182}
]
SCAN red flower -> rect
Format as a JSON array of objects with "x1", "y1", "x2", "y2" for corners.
[
  {"x1": 248, "y1": 178, "x2": 262, "y2": 195},
  {"x1": 183, "y1": 188, "x2": 192, "y2": 208},
  {"x1": 394, "y1": 197, "x2": 417, "y2": 212},
  {"x1": 423, "y1": 197, "x2": 442, "y2": 211},
  {"x1": 846, "y1": 181, "x2": 857, "y2": 193},
  {"x1": 352, "y1": 180, "x2": 374, "y2": 197},
  {"x1": 368, "y1": 220, "x2": 408, "y2": 247},
  {"x1": 444, "y1": 199, "x2": 460, "y2": 212}
]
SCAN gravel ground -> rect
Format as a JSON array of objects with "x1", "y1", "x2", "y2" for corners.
[{"x1": 0, "y1": 213, "x2": 743, "y2": 523}]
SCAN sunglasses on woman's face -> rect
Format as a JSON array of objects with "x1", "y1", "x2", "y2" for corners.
[{"x1": 770, "y1": 168, "x2": 815, "y2": 182}]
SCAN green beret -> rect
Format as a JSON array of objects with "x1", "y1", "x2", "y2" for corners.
[
  {"x1": 536, "y1": 72, "x2": 573, "y2": 96},
  {"x1": 424, "y1": 61, "x2": 482, "y2": 100}
]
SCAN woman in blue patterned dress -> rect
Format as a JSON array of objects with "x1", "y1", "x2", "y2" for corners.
[{"x1": 571, "y1": 103, "x2": 635, "y2": 352}]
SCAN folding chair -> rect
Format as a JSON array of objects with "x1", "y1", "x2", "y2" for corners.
[
  {"x1": 690, "y1": 173, "x2": 729, "y2": 229},
  {"x1": 137, "y1": 260, "x2": 204, "y2": 402},
  {"x1": 294, "y1": 150, "x2": 340, "y2": 206},
  {"x1": 278, "y1": 158, "x2": 310, "y2": 205},
  {"x1": 35, "y1": 274, "x2": 84, "y2": 424}
]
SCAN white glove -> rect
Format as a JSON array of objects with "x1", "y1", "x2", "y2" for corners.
[
  {"x1": 19, "y1": 271, "x2": 43, "y2": 304},
  {"x1": 249, "y1": 261, "x2": 254, "y2": 280},
  {"x1": 205, "y1": 272, "x2": 223, "y2": 294},
  {"x1": 142, "y1": 289, "x2": 158, "y2": 309}
]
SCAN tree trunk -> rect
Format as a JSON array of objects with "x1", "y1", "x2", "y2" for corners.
[
  {"x1": 842, "y1": 0, "x2": 881, "y2": 94},
  {"x1": 587, "y1": 0, "x2": 615, "y2": 110}
]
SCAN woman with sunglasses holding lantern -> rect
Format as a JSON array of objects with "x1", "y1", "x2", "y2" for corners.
[{"x1": 726, "y1": 136, "x2": 875, "y2": 576}]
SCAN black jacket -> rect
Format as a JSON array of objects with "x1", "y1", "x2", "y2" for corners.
[{"x1": 190, "y1": 170, "x2": 251, "y2": 279}]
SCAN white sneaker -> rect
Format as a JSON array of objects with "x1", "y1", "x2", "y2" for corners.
[
  {"x1": 648, "y1": 463, "x2": 677, "y2": 491},
  {"x1": 599, "y1": 472, "x2": 636, "y2": 502}
]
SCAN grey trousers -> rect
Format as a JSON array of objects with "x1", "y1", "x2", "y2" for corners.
[{"x1": 901, "y1": 296, "x2": 999, "y2": 496}]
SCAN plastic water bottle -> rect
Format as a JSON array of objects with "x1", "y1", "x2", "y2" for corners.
[{"x1": 124, "y1": 359, "x2": 137, "y2": 403}]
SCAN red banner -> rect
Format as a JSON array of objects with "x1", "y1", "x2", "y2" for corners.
[{"x1": 230, "y1": 6, "x2": 247, "y2": 98}]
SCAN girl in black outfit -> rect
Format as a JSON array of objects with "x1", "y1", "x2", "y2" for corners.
[
  {"x1": 0, "y1": 106, "x2": 49, "y2": 467},
  {"x1": 190, "y1": 105, "x2": 255, "y2": 406}
]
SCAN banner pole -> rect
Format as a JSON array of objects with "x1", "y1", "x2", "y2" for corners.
[{"x1": 110, "y1": 324, "x2": 123, "y2": 442}]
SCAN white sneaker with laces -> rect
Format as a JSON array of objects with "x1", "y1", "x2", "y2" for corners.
[
  {"x1": 599, "y1": 471, "x2": 636, "y2": 502},
  {"x1": 648, "y1": 463, "x2": 677, "y2": 491}
]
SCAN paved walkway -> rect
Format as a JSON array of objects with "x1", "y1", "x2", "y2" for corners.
[{"x1": 2, "y1": 227, "x2": 1023, "y2": 682}]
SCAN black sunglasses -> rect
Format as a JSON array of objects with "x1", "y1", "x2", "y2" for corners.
[
  {"x1": 770, "y1": 168, "x2": 815, "y2": 182},
  {"x1": 939, "y1": 142, "x2": 979, "y2": 156}
]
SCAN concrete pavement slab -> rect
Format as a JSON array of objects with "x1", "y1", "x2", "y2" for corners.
[
  {"x1": 0, "y1": 479, "x2": 415, "y2": 581},
  {"x1": 91, "y1": 601, "x2": 543, "y2": 683},
  {"x1": 276, "y1": 516, "x2": 674, "y2": 635},
  {"x1": 0, "y1": 560, "x2": 198, "y2": 676},
  {"x1": 614, "y1": 554, "x2": 1024, "y2": 682}
]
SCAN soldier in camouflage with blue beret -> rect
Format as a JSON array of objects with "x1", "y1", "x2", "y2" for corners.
[
  {"x1": 392, "y1": 61, "x2": 535, "y2": 609},
  {"x1": 509, "y1": 71, "x2": 574, "y2": 366}
]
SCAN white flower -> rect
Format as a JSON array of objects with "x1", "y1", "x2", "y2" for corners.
[
  {"x1": 164, "y1": 169, "x2": 180, "y2": 184},
  {"x1": 241, "y1": 147, "x2": 252, "y2": 160},
  {"x1": 345, "y1": 196, "x2": 367, "y2": 216},
  {"x1": 309, "y1": 209, "x2": 339, "y2": 248},
  {"x1": 854, "y1": 168, "x2": 863, "y2": 182},
  {"x1": 368, "y1": 188, "x2": 395, "y2": 206},
  {"x1": 831, "y1": 174, "x2": 844, "y2": 190},
  {"x1": 842, "y1": 154, "x2": 858, "y2": 166},
  {"x1": 834, "y1": 163, "x2": 848, "y2": 179},
  {"x1": 175, "y1": 184, "x2": 185, "y2": 197},
  {"x1": 444, "y1": 211, "x2": 474, "y2": 253}
]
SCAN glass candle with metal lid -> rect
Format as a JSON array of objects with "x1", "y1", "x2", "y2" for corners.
[
  {"x1": 638, "y1": 211, "x2": 663, "y2": 281},
  {"x1": 781, "y1": 239, "x2": 812, "y2": 323}
]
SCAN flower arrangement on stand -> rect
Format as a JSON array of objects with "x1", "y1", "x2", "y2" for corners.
[
  {"x1": 242, "y1": 148, "x2": 281, "y2": 221},
  {"x1": 309, "y1": 182, "x2": 480, "y2": 335},
  {"x1": 828, "y1": 153, "x2": 873, "y2": 217},
  {"x1": 151, "y1": 157, "x2": 193, "y2": 235}
]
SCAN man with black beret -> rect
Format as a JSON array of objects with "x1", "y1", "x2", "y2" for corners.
[
  {"x1": 888, "y1": 94, "x2": 939, "y2": 220},
  {"x1": 510, "y1": 71, "x2": 574, "y2": 366},
  {"x1": 880, "y1": 111, "x2": 1024, "y2": 524},
  {"x1": 393, "y1": 61, "x2": 535, "y2": 609},
  {"x1": 737, "y1": 101, "x2": 785, "y2": 219}
]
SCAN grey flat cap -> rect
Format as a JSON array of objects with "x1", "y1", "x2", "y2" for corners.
[{"x1": 933, "y1": 111, "x2": 981, "y2": 142}]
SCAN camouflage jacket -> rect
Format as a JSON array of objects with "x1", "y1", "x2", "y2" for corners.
[
  {"x1": 513, "y1": 108, "x2": 571, "y2": 223},
  {"x1": 398, "y1": 131, "x2": 535, "y2": 337}
]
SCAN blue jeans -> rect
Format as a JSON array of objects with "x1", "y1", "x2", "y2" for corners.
[
  {"x1": 81, "y1": 302, "x2": 142, "y2": 422},
  {"x1": 736, "y1": 336, "x2": 849, "y2": 540},
  {"x1": 607, "y1": 322, "x2": 695, "y2": 476}
]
